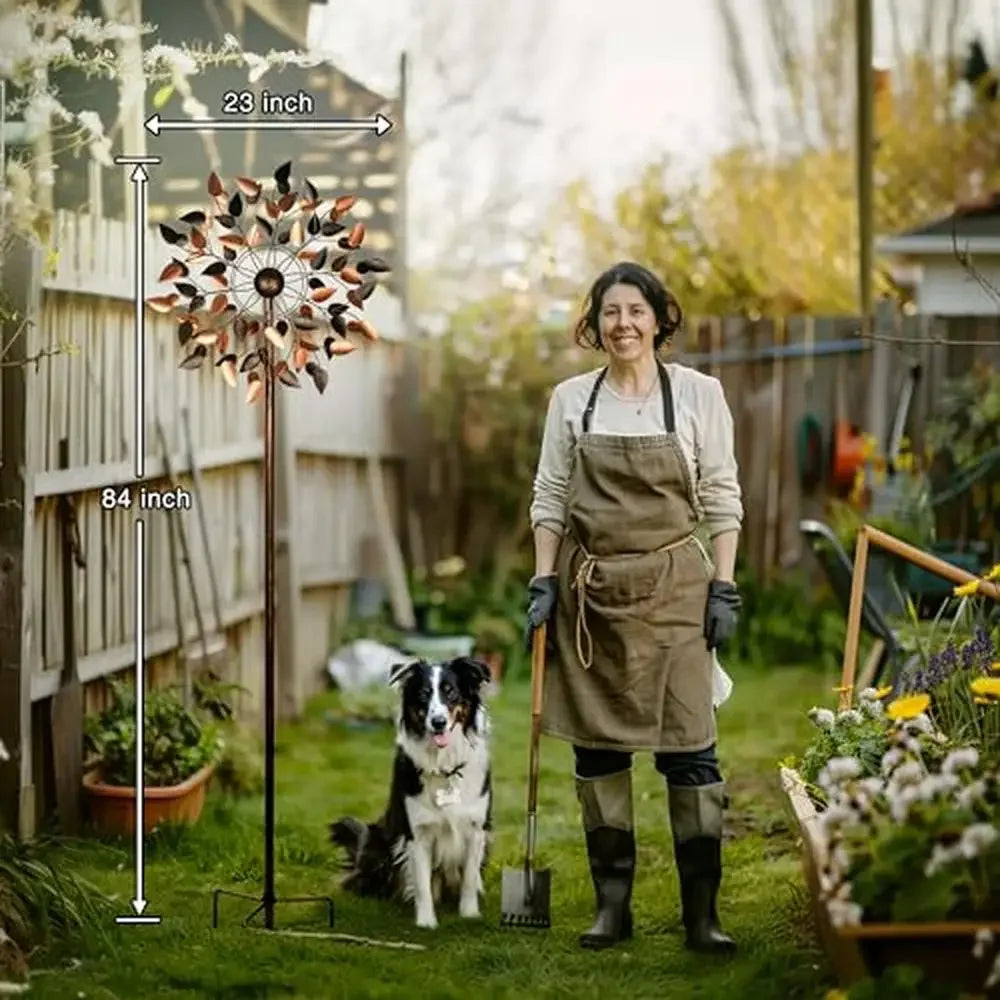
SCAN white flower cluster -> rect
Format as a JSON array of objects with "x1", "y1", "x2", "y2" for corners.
[
  {"x1": 807, "y1": 687, "x2": 888, "y2": 736},
  {"x1": 1, "y1": 159, "x2": 37, "y2": 236},
  {"x1": 813, "y1": 730, "x2": 1000, "y2": 984},
  {"x1": 0, "y1": 3, "x2": 146, "y2": 83}
]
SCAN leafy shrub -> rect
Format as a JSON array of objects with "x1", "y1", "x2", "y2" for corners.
[
  {"x1": 732, "y1": 564, "x2": 845, "y2": 670},
  {"x1": 84, "y1": 679, "x2": 221, "y2": 787}
]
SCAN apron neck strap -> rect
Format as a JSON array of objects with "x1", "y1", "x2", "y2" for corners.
[{"x1": 582, "y1": 362, "x2": 676, "y2": 433}]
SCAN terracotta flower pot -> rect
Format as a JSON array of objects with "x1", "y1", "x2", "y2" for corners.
[{"x1": 82, "y1": 763, "x2": 215, "y2": 836}]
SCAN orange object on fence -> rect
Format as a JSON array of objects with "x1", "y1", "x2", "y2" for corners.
[
  {"x1": 839, "y1": 526, "x2": 1000, "y2": 710},
  {"x1": 830, "y1": 420, "x2": 867, "y2": 493}
]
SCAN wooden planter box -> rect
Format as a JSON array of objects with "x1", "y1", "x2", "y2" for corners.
[
  {"x1": 83, "y1": 763, "x2": 215, "y2": 836},
  {"x1": 780, "y1": 766, "x2": 1000, "y2": 995}
]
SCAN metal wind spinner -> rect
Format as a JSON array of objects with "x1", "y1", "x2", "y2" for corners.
[
  {"x1": 145, "y1": 161, "x2": 392, "y2": 933},
  {"x1": 147, "y1": 159, "x2": 391, "y2": 399}
]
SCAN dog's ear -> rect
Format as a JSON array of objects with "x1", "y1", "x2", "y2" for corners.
[
  {"x1": 450, "y1": 656, "x2": 492, "y2": 695},
  {"x1": 387, "y1": 660, "x2": 420, "y2": 687}
]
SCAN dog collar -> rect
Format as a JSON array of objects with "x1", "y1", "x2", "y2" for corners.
[{"x1": 421, "y1": 762, "x2": 465, "y2": 780}]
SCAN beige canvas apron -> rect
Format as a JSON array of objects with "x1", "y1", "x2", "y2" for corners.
[{"x1": 541, "y1": 363, "x2": 716, "y2": 753}]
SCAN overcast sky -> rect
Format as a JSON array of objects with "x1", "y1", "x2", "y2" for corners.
[{"x1": 307, "y1": 0, "x2": 1000, "y2": 268}]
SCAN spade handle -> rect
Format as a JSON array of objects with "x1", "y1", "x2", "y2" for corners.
[{"x1": 524, "y1": 623, "x2": 547, "y2": 867}]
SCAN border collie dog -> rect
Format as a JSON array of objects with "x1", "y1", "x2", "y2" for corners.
[{"x1": 330, "y1": 656, "x2": 493, "y2": 929}]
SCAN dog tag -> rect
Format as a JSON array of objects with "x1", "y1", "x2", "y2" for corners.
[{"x1": 435, "y1": 785, "x2": 460, "y2": 807}]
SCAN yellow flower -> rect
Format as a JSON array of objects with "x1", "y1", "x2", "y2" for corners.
[
  {"x1": 895, "y1": 451, "x2": 913, "y2": 472},
  {"x1": 886, "y1": 693, "x2": 930, "y2": 720},
  {"x1": 970, "y1": 677, "x2": 1000, "y2": 699},
  {"x1": 986, "y1": 564, "x2": 1000, "y2": 582},
  {"x1": 848, "y1": 468, "x2": 865, "y2": 506},
  {"x1": 991, "y1": 661, "x2": 1000, "y2": 673},
  {"x1": 954, "y1": 580, "x2": 980, "y2": 598},
  {"x1": 976, "y1": 696, "x2": 994, "y2": 705},
  {"x1": 874, "y1": 685, "x2": 893, "y2": 699}
]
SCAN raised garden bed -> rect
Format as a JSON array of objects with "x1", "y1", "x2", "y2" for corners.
[
  {"x1": 781, "y1": 765, "x2": 1000, "y2": 995},
  {"x1": 783, "y1": 522, "x2": 1000, "y2": 994}
]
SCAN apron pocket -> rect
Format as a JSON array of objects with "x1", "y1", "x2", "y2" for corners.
[
  {"x1": 589, "y1": 622, "x2": 662, "y2": 731},
  {"x1": 589, "y1": 556, "x2": 669, "y2": 616}
]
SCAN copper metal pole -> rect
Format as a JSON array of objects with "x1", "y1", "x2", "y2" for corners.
[
  {"x1": 855, "y1": 0, "x2": 874, "y2": 325},
  {"x1": 263, "y1": 299, "x2": 276, "y2": 929}
]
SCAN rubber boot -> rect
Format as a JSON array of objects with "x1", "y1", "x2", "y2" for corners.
[
  {"x1": 668, "y1": 782, "x2": 736, "y2": 954},
  {"x1": 576, "y1": 769, "x2": 635, "y2": 950}
]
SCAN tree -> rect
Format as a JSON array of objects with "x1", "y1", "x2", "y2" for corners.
[{"x1": 551, "y1": 0, "x2": 1000, "y2": 317}]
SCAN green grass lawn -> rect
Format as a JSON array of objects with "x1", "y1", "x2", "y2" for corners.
[{"x1": 25, "y1": 663, "x2": 839, "y2": 1000}]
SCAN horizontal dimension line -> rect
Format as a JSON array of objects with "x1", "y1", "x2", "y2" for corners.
[
  {"x1": 115, "y1": 915, "x2": 162, "y2": 925},
  {"x1": 114, "y1": 155, "x2": 162, "y2": 165}
]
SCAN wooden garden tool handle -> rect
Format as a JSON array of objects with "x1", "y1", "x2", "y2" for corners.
[{"x1": 524, "y1": 622, "x2": 547, "y2": 867}]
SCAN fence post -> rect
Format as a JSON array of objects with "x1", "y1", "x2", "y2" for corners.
[
  {"x1": 0, "y1": 236, "x2": 41, "y2": 838},
  {"x1": 867, "y1": 299, "x2": 895, "y2": 451}
]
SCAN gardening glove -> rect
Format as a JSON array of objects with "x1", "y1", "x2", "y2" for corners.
[
  {"x1": 704, "y1": 579, "x2": 741, "y2": 650},
  {"x1": 523, "y1": 574, "x2": 558, "y2": 653}
]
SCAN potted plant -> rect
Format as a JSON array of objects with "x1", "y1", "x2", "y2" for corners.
[{"x1": 82, "y1": 679, "x2": 222, "y2": 836}]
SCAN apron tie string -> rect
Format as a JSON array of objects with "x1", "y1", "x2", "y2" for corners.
[
  {"x1": 572, "y1": 533, "x2": 697, "y2": 671},
  {"x1": 573, "y1": 554, "x2": 598, "y2": 669}
]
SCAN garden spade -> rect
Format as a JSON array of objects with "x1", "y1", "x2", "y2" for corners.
[{"x1": 500, "y1": 622, "x2": 551, "y2": 929}]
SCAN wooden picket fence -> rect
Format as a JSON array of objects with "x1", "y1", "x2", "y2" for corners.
[{"x1": 0, "y1": 210, "x2": 411, "y2": 836}]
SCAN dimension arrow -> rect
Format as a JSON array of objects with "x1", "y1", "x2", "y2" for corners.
[
  {"x1": 115, "y1": 518, "x2": 161, "y2": 927},
  {"x1": 144, "y1": 112, "x2": 392, "y2": 137},
  {"x1": 129, "y1": 164, "x2": 148, "y2": 481}
]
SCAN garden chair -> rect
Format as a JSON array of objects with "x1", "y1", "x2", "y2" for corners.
[{"x1": 798, "y1": 518, "x2": 914, "y2": 693}]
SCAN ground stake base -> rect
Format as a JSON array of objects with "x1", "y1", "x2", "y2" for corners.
[{"x1": 211, "y1": 887, "x2": 335, "y2": 930}]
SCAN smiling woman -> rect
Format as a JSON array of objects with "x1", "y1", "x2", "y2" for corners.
[{"x1": 524, "y1": 260, "x2": 744, "y2": 953}]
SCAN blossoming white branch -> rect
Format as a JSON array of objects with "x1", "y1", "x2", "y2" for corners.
[{"x1": 0, "y1": 2, "x2": 318, "y2": 246}]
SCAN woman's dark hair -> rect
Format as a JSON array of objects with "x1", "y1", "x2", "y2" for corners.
[{"x1": 572, "y1": 261, "x2": 683, "y2": 352}]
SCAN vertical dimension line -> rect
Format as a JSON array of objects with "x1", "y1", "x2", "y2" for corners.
[
  {"x1": 134, "y1": 516, "x2": 145, "y2": 900},
  {"x1": 134, "y1": 174, "x2": 146, "y2": 479}
]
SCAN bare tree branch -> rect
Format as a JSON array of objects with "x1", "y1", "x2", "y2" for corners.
[{"x1": 713, "y1": 0, "x2": 762, "y2": 141}]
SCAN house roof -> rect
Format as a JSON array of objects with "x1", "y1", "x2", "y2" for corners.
[{"x1": 879, "y1": 194, "x2": 1000, "y2": 256}]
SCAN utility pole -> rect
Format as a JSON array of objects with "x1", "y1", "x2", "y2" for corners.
[{"x1": 856, "y1": 0, "x2": 874, "y2": 326}]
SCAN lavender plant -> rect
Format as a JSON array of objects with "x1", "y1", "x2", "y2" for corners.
[{"x1": 896, "y1": 569, "x2": 1000, "y2": 762}]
